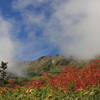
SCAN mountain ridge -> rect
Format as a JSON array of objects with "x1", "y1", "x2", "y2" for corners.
[{"x1": 7, "y1": 54, "x2": 87, "y2": 78}]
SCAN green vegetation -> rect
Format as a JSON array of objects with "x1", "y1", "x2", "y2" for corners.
[
  {"x1": 0, "y1": 58, "x2": 100, "y2": 99},
  {"x1": 0, "y1": 85, "x2": 100, "y2": 100}
]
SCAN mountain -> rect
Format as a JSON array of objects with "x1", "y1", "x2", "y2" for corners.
[
  {"x1": 7, "y1": 54, "x2": 87, "y2": 78},
  {"x1": 26, "y1": 54, "x2": 73, "y2": 76},
  {"x1": 26, "y1": 54, "x2": 88, "y2": 77}
]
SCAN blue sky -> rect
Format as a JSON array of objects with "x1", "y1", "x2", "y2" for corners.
[
  {"x1": 0, "y1": 0, "x2": 100, "y2": 62},
  {"x1": 0, "y1": 0, "x2": 60, "y2": 61}
]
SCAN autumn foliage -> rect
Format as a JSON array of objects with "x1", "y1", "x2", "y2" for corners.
[
  {"x1": 2, "y1": 59, "x2": 100, "y2": 90},
  {"x1": 0, "y1": 59, "x2": 100, "y2": 99},
  {"x1": 6, "y1": 59, "x2": 100, "y2": 91}
]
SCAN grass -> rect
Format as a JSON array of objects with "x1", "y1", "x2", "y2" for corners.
[{"x1": 0, "y1": 59, "x2": 100, "y2": 99}]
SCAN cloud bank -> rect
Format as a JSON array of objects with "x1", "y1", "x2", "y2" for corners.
[
  {"x1": 0, "y1": 16, "x2": 15, "y2": 62},
  {"x1": 12, "y1": 0, "x2": 100, "y2": 60},
  {"x1": 46, "y1": 0, "x2": 100, "y2": 60},
  {"x1": 1, "y1": 0, "x2": 100, "y2": 77}
]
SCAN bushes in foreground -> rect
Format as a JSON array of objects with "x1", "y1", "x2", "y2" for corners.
[
  {"x1": 0, "y1": 85, "x2": 100, "y2": 100},
  {"x1": 0, "y1": 59, "x2": 100, "y2": 99}
]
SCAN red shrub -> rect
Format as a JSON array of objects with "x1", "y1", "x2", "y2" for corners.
[{"x1": 44, "y1": 59, "x2": 100, "y2": 92}]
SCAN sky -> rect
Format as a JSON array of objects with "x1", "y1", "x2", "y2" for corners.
[{"x1": 0, "y1": 0, "x2": 100, "y2": 62}]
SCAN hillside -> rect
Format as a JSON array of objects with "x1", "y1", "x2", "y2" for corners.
[
  {"x1": 23, "y1": 54, "x2": 87, "y2": 77},
  {"x1": 27, "y1": 54, "x2": 74, "y2": 76},
  {"x1": 7, "y1": 54, "x2": 88, "y2": 78},
  {"x1": 1, "y1": 58, "x2": 100, "y2": 100}
]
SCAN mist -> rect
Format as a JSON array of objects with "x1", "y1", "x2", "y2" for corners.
[
  {"x1": 44, "y1": 0, "x2": 100, "y2": 60},
  {"x1": 0, "y1": 17, "x2": 14, "y2": 62},
  {"x1": 0, "y1": 16, "x2": 28, "y2": 78},
  {"x1": 1, "y1": 0, "x2": 100, "y2": 78},
  {"x1": 12, "y1": 0, "x2": 100, "y2": 60}
]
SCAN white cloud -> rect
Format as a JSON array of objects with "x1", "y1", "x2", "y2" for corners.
[
  {"x1": 44, "y1": 0, "x2": 100, "y2": 60},
  {"x1": 0, "y1": 15, "x2": 27, "y2": 77},
  {"x1": 12, "y1": 0, "x2": 100, "y2": 60},
  {"x1": 0, "y1": 17, "x2": 15, "y2": 62},
  {"x1": 12, "y1": 0, "x2": 52, "y2": 61},
  {"x1": 12, "y1": 0, "x2": 49, "y2": 11}
]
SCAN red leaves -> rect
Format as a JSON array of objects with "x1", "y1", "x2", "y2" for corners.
[
  {"x1": 24, "y1": 80, "x2": 44, "y2": 88},
  {"x1": 44, "y1": 59, "x2": 100, "y2": 92},
  {"x1": 42, "y1": 72, "x2": 51, "y2": 79},
  {"x1": 6, "y1": 59, "x2": 100, "y2": 93},
  {"x1": 7, "y1": 80, "x2": 20, "y2": 90},
  {"x1": 94, "y1": 72, "x2": 100, "y2": 77}
]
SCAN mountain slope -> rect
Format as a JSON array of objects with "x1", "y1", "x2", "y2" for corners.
[
  {"x1": 26, "y1": 54, "x2": 84, "y2": 77},
  {"x1": 7, "y1": 54, "x2": 87, "y2": 78}
]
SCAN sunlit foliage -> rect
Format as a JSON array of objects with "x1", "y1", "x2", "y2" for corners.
[{"x1": 0, "y1": 59, "x2": 100, "y2": 99}]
